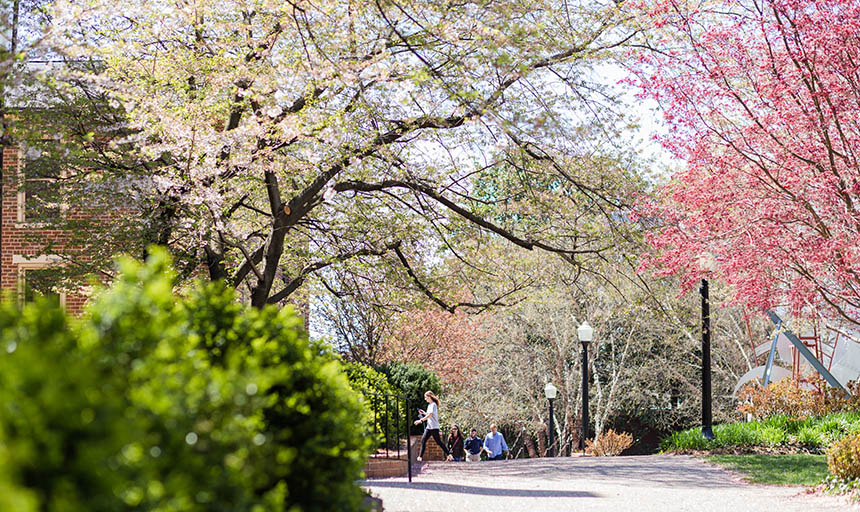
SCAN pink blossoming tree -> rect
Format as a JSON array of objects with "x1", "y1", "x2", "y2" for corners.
[{"x1": 636, "y1": 0, "x2": 860, "y2": 324}]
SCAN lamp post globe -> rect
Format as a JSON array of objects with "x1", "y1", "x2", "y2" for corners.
[
  {"x1": 544, "y1": 382, "x2": 557, "y2": 456},
  {"x1": 544, "y1": 382, "x2": 557, "y2": 400},
  {"x1": 577, "y1": 321, "x2": 593, "y2": 344},
  {"x1": 577, "y1": 321, "x2": 593, "y2": 452}
]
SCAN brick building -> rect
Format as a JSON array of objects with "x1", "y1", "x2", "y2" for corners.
[{"x1": 1, "y1": 144, "x2": 88, "y2": 314}]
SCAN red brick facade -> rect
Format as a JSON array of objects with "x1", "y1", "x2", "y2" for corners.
[{"x1": 2, "y1": 145, "x2": 87, "y2": 315}]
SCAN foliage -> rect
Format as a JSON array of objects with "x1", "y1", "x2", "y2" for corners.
[
  {"x1": 707, "y1": 454, "x2": 827, "y2": 486},
  {"x1": 828, "y1": 433, "x2": 860, "y2": 481},
  {"x1": 442, "y1": 240, "x2": 754, "y2": 456},
  {"x1": 0, "y1": 249, "x2": 371, "y2": 511},
  {"x1": 379, "y1": 362, "x2": 442, "y2": 413},
  {"x1": 821, "y1": 473, "x2": 860, "y2": 502},
  {"x1": 585, "y1": 429, "x2": 633, "y2": 456},
  {"x1": 343, "y1": 361, "x2": 406, "y2": 449},
  {"x1": 661, "y1": 413, "x2": 860, "y2": 453},
  {"x1": 635, "y1": 0, "x2": 860, "y2": 324},
  {"x1": 344, "y1": 361, "x2": 403, "y2": 399},
  {"x1": 379, "y1": 307, "x2": 495, "y2": 388},
  {"x1": 738, "y1": 379, "x2": 860, "y2": 420},
  {"x1": 28, "y1": 0, "x2": 636, "y2": 311}
]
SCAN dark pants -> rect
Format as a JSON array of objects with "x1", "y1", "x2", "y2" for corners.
[
  {"x1": 489, "y1": 453, "x2": 504, "y2": 461},
  {"x1": 418, "y1": 428, "x2": 450, "y2": 458}
]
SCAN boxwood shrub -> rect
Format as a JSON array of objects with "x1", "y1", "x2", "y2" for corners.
[{"x1": 0, "y1": 248, "x2": 371, "y2": 511}]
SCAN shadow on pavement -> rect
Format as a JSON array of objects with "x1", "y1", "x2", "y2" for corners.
[
  {"x1": 407, "y1": 455, "x2": 740, "y2": 490},
  {"x1": 364, "y1": 480, "x2": 598, "y2": 498}
]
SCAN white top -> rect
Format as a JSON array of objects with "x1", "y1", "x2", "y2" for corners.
[{"x1": 426, "y1": 402, "x2": 440, "y2": 429}]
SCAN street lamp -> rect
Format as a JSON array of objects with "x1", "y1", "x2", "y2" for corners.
[
  {"x1": 577, "y1": 321, "x2": 593, "y2": 452},
  {"x1": 698, "y1": 253, "x2": 716, "y2": 440},
  {"x1": 544, "y1": 382, "x2": 557, "y2": 457}
]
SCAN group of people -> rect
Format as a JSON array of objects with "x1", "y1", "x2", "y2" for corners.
[{"x1": 414, "y1": 391, "x2": 509, "y2": 462}]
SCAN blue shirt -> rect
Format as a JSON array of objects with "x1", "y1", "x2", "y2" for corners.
[{"x1": 483, "y1": 431, "x2": 508, "y2": 457}]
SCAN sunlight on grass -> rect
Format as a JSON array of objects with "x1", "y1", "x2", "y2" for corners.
[{"x1": 706, "y1": 454, "x2": 828, "y2": 485}]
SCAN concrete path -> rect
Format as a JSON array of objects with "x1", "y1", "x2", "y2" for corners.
[{"x1": 361, "y1": 455, "x2": 854, "y2": 512}]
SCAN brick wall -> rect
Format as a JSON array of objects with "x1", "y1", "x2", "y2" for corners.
[{"x1": 2, "y1": 145, "x2": 87, "y2": 315}]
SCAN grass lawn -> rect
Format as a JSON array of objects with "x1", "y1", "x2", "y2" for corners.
[{"x1": 706, "y1": 454, "x2": 828, "y2": 485}]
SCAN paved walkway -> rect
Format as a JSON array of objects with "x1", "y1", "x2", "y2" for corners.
[{"x1": 361, "y1": 455, "x2": 854, "y2": 511}]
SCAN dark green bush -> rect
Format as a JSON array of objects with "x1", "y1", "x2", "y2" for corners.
[
  {"x1": 379, "y1": 362, "x2": 442, "y2": 435},
  {"x1": 344, "y1": 362, "x2": 406, "y2": 448},
  {"x1": 379, "y1": 362, "x2": 441, "y2": 408},
  {"x1": 0, "y1": 248, "x2": 371, "y2": 511}
]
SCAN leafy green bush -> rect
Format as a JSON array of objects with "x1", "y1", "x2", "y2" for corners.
[
  {"x1": 0, "y1": 249, "x2": 372, "y2": 511},
  {"x1": 344, "y1": 362, "x2": 406, "y2": 448},
  {"x1": 828, "y1": 433, "x2": 860, "y2": 481},
  {"x1": 379, "y1": 362, "x2": 442, "y2": 434},
  {"x1": 379, "y1": 362, "x2": 441, "y2": 408}
]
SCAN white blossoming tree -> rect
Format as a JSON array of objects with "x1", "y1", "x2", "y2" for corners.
[{"x1": 22, "y1": 0, "x2": 638, "y2": 308}]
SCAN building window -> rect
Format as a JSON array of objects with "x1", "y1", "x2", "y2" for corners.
[
  {"x1": 17, "y1": 145, "x2": 64, "y2": 224},
  {"x1": 14, "y1": 255, "x2": 66, "y2": 308}
]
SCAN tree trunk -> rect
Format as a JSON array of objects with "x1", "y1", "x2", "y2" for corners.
[
  {"x1": 524, "y1": 430, "x2": 538, "y2": 458},
  {"x1": 537, "y1": 427, "x2": 547, "y2": 457}
]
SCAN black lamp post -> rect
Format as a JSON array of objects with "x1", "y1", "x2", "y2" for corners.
[
  {"x1": 701, "y1": 278, "x2": 714, "y2": 440},
  {"x1": 577, "y1": 321, "x2": 593, "y2": 452},
  {"x1": 544, "y1": 382, "x2": 557, "y2": 457},
  {"x1": 698, "y1": 252, "x2": 715, "y2": 440}
]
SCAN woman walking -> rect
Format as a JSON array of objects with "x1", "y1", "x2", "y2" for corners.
[
  {"x1": 447, "y1": 424, "x2": 465, "y2": 461},
  {"x1": 414, "y1": 391, "x2": 451, "y2": 462}
]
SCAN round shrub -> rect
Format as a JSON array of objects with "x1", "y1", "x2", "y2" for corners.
[
  {"x1": 828, "y1": 432, "x2": 860, "y2": 481},
  {"x1": 344, "y1": 361, "x2": 403, "y2": 399},
  {"x1": 0, "y1": 248, "x2": 372, "y2": 511},
  {"x1": 379, "y1": 362, "x2": 441, "y2": 408}
]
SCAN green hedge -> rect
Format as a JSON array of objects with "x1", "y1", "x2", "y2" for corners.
[
  {"x1": 0, "y1": 248, "x2": 371, "y2": 511},
  {"x1": 378, "y1": 362, "x2": 442, "y2": 435},
  {"x1": 661, "y1": 413, "x2": 860, "y2": 453},
  {"x1": 344, "y1": 362, "x2": 406, "y2": 449}
]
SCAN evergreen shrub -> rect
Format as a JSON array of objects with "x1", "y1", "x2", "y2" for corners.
[
  {"x1": 378, "y1": 362, "x2": 442, "y2": 435},
  {"x1": 0, "y1": 249, "x2": 371, "y2": 511},
  {"x1": 344, "y1": 362, "x2": 406, "y2": 449}
]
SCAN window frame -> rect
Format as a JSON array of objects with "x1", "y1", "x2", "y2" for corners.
[{"x1": 14, "y1": 254, "x2": 66, "y2": 309}]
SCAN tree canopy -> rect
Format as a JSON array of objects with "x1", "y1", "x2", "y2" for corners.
[{"x1": 11, "y1": 0, "x2": 643, "y2": 310}]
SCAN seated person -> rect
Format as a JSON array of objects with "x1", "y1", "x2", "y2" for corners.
[{"x1": 464, "y1": 428, "x2": 483, "y2": 462}]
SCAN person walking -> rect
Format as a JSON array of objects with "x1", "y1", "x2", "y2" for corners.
[
  {"x1": 447, "y1": 425, "x2": 465, "y2": 461},
  {"x1": 414, "y1": 391, "x2": 451, "y2": 462},
  {"x1": 482, "y1": 424, "x2": 509, "y2": 461},
  {"x1": 464, "y1": 428, "x2": 483, "y2": 462}
]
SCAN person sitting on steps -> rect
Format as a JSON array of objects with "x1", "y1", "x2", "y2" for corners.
[
  {"x1": 447, "y1": 424, "x2": 465, "y2": 462},
  {"x1": 464, "y1": 428, "x2": 483, "y2": 462}
]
